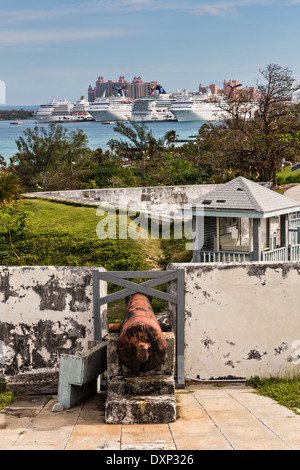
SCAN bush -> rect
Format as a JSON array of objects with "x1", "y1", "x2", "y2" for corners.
[{"x1": 276, "y1": 171, "x2": 300, "y2": 185}]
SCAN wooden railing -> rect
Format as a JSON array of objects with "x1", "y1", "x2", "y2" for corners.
[
  {"x1": 261, "y1": 247, "x2": 288, "y2": 262},
  {"x1": 196, "y1": 251, "x2": 249, "y2": 263},
  {"x1": 289, "y1": 218, "x2": 300, "y2": 228},
  {"x1": 262, "y1": 245, "x2": 300, "y2": 262},
  {"x1": 196, "y1": 245, "x2": 300, "y2": 264},
  {"x1": 290, "y1": 244, "x2": 300, "y2": 261}
]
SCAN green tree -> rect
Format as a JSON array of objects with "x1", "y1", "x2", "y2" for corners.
[
  {"x1": 0, "y1": 155, "x2": 6, "y2": 168},
  {"x1": 90, "y1": 148, "x2": 126, "y2": 188},
  {"x1": 196, "y1": 64, "x2": 300, "y2": 184},
  {"x1": 108, "y1": 120, "x2": 165, "y2": 184},
  {"x1": 10, "y1": 123, "x2": 92, "y2": 190},
  {"x1": 0, "y1": 170, "x2": 23, "y2": 263}
]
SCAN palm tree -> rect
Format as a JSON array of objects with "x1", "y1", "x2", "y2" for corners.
[
  {"x1": 108, "y1": 119, "x2": 165, "y2": 184},
  {"x1": 0, "y1": 170, "x2": 22, "y2": 207}
]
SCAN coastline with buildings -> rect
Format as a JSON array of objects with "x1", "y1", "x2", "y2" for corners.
[
  {"x1": 88, "y1": 76, "x2": 258, "y2": 102},
  {"x1": 0, "y1": 75, "x2": 269, "y2": 159},
  {"x1": 33, "y1": 75, "x2": 259, "y2": 124}
]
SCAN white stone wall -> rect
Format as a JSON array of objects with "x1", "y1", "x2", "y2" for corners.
[
  {"x1": 0, "y1": 266, "x2": 107, "y2": 388},
  {"x1": 2, "y1": 261, "x2": 299, "y2": 391},
  {"x1": 169, "y1": 262, "x2": 300, "y2": 380}
]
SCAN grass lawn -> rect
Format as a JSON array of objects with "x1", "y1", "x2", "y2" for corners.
[
  {"x1": 1, "y1": 196, "x2": 192, "y2": 323},
  {"x1": 17, "y1": 198, "x2": 101, "y2": 238},
  {"x1": 248, "y1": 375, "x2": 300, "y2": 415},
  {"x1": 0, "y1": 383, "x2": 18, "y2": 412},
  {"x1": 10, "y1": 197, "x2": 192, "y2": 269},
  {"x1": 277, "y1": 165, "x2": 300, "y2": 186}
]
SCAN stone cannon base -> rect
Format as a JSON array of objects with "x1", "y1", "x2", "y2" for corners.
[
  {"x1": 105, "y1": 395, "x2": 176, "y2": 425},
  {"x1": 105, "y1": 332, "x2": 176, "y2": 424}
]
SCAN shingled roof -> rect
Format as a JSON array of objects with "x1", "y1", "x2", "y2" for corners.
[{"x1": 194, "y1": 176, "x2": 300, "y2": 217}]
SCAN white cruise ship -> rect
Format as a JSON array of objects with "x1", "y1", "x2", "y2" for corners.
[
  {"x1": 292, "y1": 81, "x2": 300, "y2": 105},
  {"x1": 131, "y1": 85, "x2": 177, "y2": 122},
  {"x1": 36, "y1": 97, "x2": 93, "y2": 123},
  {"x1": 170, "y1": 88, "x2": 229, "y2": 122},
  {"x1": 36, "y1": 98, "x2": 74, "y2": 122},
  {"x1": 35, "y1": 98, "x2": 60, "y2": 122},
  {"x1": 170, "y1": 88, "x2": 258, "y2": 122},
  {"x1": 72, "y1": 96, "x2": 94, "y2": 121},
  {"x1": 88, "y1": 88, "x2": 133, "y2": 122}
]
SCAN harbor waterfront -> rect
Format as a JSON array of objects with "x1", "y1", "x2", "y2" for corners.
[{"x1": 0, "y1": 117, "x2": 205, "y2": 162}]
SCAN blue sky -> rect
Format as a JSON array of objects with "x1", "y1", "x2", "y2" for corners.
[{"x1": 1, "y1": 0, "x2": 300, "y2": 105}]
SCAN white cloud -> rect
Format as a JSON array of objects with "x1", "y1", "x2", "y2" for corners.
[
  {"x1": 0, "y1": 28, "x2": 139, "y2": 47},
  {"x1": 0, "y1": 0, "x2": 280, "y2": 25},
  {"x1": 191, "y1": 0, "x2": 273, "y2": 17}
]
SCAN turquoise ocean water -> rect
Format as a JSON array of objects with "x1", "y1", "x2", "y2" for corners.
[{"x1": 0, "y1": 105, "x2": 205, "y2": 162}]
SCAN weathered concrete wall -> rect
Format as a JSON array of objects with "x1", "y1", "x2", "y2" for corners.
[
  {"x1": 23, "y1": 183, "x2": 273, "y2": 215},
  {"x1": 0, "y1": 266, "x2": 107, "y2": 393},
  {"x1": 23, "y1": 184, "x2": 218, "y2": 216},
  {"x1": 169, "y1": 262, "x2": 300, "y2": 381},
  {"x1": 2, "y1": 261, "x2": 299, "y2": 393}
]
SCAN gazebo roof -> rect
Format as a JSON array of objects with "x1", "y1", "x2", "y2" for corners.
[{"x1": 192, "y1": 176, "x2": 300, "y2": 218}]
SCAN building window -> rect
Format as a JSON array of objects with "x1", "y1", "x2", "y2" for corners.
[
  {"x1": 260, "y1": 218, "x2": 270, "y2": 249},
  {"x1": 219, "y1": 217, "x2": 250, "y2": 252}
]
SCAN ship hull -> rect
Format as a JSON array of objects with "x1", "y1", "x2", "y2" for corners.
[
  {"x1": 36, "y1": 115, "x2": 74, "y2": 123},
  {"x1": 89, "y1": 109, "x2": 131, "y2": 122},
  {"x1": 170, "y1": 108, "x2": 228, "y2": 122},
  {"x1": 132, "y1": 113, "x2": 176, "y2": 122}
]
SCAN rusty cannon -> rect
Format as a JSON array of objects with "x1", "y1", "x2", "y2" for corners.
[{"x1": 109, "y1": 293, "x2": 167, "y2": 373}]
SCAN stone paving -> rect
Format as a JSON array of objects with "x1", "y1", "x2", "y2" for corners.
[{"x1": 1, "y1": 383, "x2": 300, "y2": 450}]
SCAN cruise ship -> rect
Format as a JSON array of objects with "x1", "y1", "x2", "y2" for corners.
[
  {"x1": 292, "y1": 81, "x2": 300, "y2": 105},
  {"x1": 131, "y1": 85, "x2": 177, "y2": 122},
  {"x1": 170, "y1": 88, "x2": 229, "y2": 122},
  {"x1": 72, "y1": 96, "x2": 94, "y2": 121},
  {"x1": 35, "y1": 98, "x2": 60, "y2": 122},
  {"x1": 88, "y1": 88, "x2": 133, "y2": 122},
  {"x1": 35, "y1": 96, "x2": 93, "y2": 122}
]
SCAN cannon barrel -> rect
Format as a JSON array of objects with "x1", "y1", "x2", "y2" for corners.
[{"x1": 109, "y1": 293, "x2": 167, "y2": 373}]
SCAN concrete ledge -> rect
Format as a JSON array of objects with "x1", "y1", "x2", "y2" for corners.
[
  {"x1": 6, "y1": 370, "x2": 59, "y2": 395},
  {"x1": 57, "y1": 341, "x2": 107, "y2": 409}
]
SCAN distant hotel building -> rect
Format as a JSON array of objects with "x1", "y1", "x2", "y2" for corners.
[
  {"x1": 199, "y1": 80, "x2": 257, "y2": 100},
  {"x1": 88, "y1": 76, "x2": 158, "y2": 102},
  {"x1": 199, "y1": 83, "x2": 218, "y2": 95}
]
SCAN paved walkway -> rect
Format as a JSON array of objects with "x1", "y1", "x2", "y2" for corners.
[
  {"x1": 284, "y1": 184, "x2": 300, "y2": 203},
  {"x1": 1, "y1": 383, "x2": 300, "y2": 451}
]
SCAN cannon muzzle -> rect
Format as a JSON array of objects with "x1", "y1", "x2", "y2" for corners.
[{"x1": 109, "y1": 293, "x2": 167, "y2": 373}]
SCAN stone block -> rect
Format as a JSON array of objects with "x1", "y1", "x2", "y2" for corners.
[
  {"x1": 107, "y1": 375, "x2": 175, "y2": 397},
  {"x1": 105, "y1": 331, "x2": 176, "y2": 424},
  {"x1": 105, "y1": 395, "x2": 176, "y2": 424}
]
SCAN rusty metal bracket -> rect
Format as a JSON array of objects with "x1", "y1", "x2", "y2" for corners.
[{"x1": 93, "y1": 268, "x2": 185, "y2": 388}]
